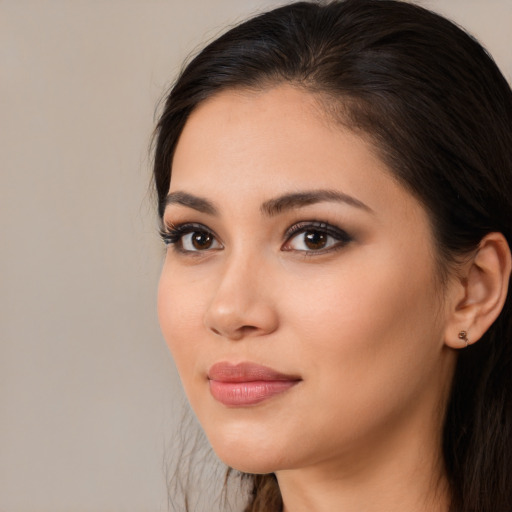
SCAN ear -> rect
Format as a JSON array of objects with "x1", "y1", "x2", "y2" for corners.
[{"x1": 444, "y1": 232, "x2": 511, "y2": 349}]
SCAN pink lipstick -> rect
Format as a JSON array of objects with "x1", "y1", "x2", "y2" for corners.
[{"x1": 207, "y1": 362, "x2": 301, "y2": 407}]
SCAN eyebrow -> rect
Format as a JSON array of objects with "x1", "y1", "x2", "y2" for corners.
[
  {"x1": 165, "y1": 191, "x2": 218, "y2": 215},
  {"x1": 164, "y1": 189, "x2": 372, "y2": 217},
  {"x1": 261, "y1": 189, "x2": 373, "y2": 216}
]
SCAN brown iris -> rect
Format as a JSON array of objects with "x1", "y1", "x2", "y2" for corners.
[
  {"x1": 191, "y1": 231, "x2": 214, "y2": 250},
  {"x1": 304, "y1": 231, "x2": 328, "y2": 250}
]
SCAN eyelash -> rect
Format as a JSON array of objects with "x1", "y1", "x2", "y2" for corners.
[
  {"x1": 159, "y1": 223, "x2": 219, "y2": 254},
  {"x1": 282, "y1": 221, "x2": 352, "y2": 254},
  {"x1": 159, "y1": 221, "x2": 352, "y2": 255}
]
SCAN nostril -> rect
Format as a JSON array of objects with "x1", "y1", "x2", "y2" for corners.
[
  {"x1": 208, "y1": 324, "x2": 260, "y2": 339},
  {"x1": 241, "y1": 325, "x2": 259, "y2": 335}
]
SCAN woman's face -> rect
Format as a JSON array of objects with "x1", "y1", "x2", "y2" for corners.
[{"x1": 158, "y1": 85, "x2": 457, "y2": 474}]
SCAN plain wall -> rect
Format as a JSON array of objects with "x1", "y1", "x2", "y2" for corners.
[{"x1": 1, "y1": 1, "x2": 510, "y2": 511}]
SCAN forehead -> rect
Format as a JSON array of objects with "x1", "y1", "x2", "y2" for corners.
[{"x1": 170, "y1": 85, "x2": 418, "y2": 221}]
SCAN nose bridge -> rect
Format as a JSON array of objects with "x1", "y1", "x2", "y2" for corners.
[{"x1": 204, "y1": 245, "x2": 277, "y2": 340}]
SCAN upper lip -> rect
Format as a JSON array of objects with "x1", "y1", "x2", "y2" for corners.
[{"x1": 207, "y1": 362, "x2": 301, "y2": 383}]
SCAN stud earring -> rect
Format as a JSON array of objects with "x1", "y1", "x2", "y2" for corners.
[{"x1": 458, "y1": 330, "x2": 469, "y2": 347}]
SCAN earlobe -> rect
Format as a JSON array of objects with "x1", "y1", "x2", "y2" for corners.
[{"x1": 444, "y1": 233, "x2": 511, "y2": 350}]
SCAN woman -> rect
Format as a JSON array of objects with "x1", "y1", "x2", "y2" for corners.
[{"x1": 153, "y1": 1, "x2": 512, "y2": 511}]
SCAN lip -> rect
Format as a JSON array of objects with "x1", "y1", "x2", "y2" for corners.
[{"x1": 207, "y1": 362, "x2": 301, "y2": 407}]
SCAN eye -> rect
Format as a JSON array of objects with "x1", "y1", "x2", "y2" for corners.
[
  {"x1": 160, "y1": 223, "x2": 222, "y2": 253},
  {"x1": 181, "y1": 230, "x2": 221, "y2": 251},
  {"x1": 282, "y1": 222, "x2": 351, "y2": 253},
  {"x1": 288, "y1": 230, "x2": 333, "y2": 251}
]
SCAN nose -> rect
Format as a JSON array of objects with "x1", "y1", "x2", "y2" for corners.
[{"x1": 203, "y1": 255, "x2": 279, "y2": 341}]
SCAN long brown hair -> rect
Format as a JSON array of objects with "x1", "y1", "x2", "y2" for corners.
[{"x1": 153, "y1": 2, "x2": 512, "y2": 510}]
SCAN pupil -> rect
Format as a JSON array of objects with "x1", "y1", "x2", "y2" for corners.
[
  {"x1": 305, "y1": 231, "x2": 326, "y2": 250},
  {"x1": 192, "y1": 232, "x2": 212, "y2": 249}
]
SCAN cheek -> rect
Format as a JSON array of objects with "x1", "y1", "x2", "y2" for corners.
[
  {"x1": 287, "y1": 250, "x2": 436, "y2": 339},
  {"x1": 157, "y1": 262, "x2": 207, "y2": 379},
  {"x1": 282, "y1": 247, "x2": 443, "y2": 413}
]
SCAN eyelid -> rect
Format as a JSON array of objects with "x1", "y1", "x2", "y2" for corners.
[
  {"x1": 159, "y1": 222, "x2": 223, "y2": 252},
  {"x1": 282, "y1": 221, "x2": 352, "y2": 253},
  {"x1": 160, "y1": 219, "x2": 351, "y2": 254}
]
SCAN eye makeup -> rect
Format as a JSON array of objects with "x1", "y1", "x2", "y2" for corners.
[
  {"x1": 160, "y1": 222, "x2": 222, "y2": 253},
  {"x1": 160, "y1": 218, "x2": 353, "y2": 257},
  {"x1": 282, "y1": 220, "x2": 353, "y2": 254}
]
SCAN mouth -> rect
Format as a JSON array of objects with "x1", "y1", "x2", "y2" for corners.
[{"x1": 207, "y1": 361, "x2": 302, "y2": 407}]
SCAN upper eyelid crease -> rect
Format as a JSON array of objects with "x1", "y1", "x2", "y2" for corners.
[{"x1": 285, "y1": 221, "x2": 350, "y2": 238}]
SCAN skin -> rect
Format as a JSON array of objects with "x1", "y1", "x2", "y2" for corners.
[{"x1": 157, "y1": 85, "x2": 461, "y2": 511}]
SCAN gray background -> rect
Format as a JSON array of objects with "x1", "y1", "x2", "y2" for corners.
[{"x1": 1, "y1": 1, "x2": 510, "y2": 511}]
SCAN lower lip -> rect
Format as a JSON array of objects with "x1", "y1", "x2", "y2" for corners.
[{"x1": 209, "y1": 380, "x2": 298, "y2": 406}]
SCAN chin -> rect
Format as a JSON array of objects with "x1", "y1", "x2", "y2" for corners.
[
  {"x1": 214, "y1": 449, "x2": 286, "y2": 475},
  {"x1": 204, "y1": 425, "x2": 290, "y2": 474}
]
